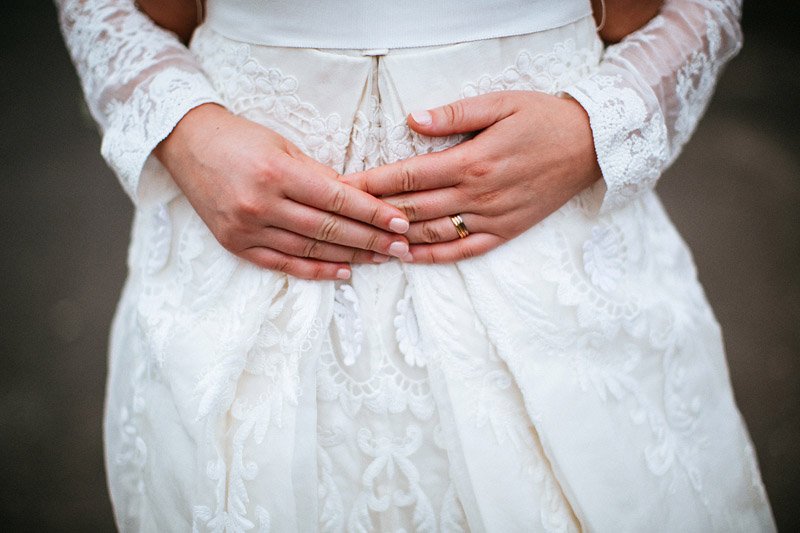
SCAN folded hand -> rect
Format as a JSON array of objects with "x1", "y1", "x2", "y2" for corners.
[
  {"x1": 341, "y1": 91, "x2": 602, "y2": 263},
  {"x1": 154, "y1": 103, "x2": 412, "y2": 280}
]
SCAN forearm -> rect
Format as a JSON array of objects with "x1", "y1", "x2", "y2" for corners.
[
  {"x1": 56, "y1": 0, "x2": 222, "y2": 205},
  {"x1": 566, "y1": 0, "x2": 743, "y2": 213}
]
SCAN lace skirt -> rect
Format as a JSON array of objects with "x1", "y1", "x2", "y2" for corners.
[{"x1": 103, "y1": 14, "x2": 775, "y2": 533}]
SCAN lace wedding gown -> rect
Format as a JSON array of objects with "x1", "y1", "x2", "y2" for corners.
[{"x1": 57, "y1": 0, "x2": 777, "y2": 531}]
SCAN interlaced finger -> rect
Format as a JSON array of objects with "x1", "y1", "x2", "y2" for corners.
[
  {"x1": 255, "y1": 227, "x2": 389, "y2": 264},
  {"x1": 341, "y1": 147, "x2": 466, "y2": 197},
  {"x1": 382, "y1": 188, "x2": 465, "y2": 222},
  {"x1": 282, "y1": 158, "x2": 410, "y2": 234},
  {"x1": 408, "y1": 233, "x2": 504, "y2": 264},
  {"x1": 239, "y1": 247, "x2": 351, "y2": 281},
  {"x1": 405, "y1": 213, "x2": 485, "y2": 244},
  {"x1": 277, "y1": 201, "x2": 412, "y2": 260}
]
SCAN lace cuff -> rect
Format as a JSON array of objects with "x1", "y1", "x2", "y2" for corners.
[
  {"x1": 563, "y1": 0, "x2": 743, "y2": 214},
  {"x1": 57, "y1": 0, "x2": 224, "y2": 206},
  {"x1": 100, "y1": 69, "x2": 221, "y2": 205}
]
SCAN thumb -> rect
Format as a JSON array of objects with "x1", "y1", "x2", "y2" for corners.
[{"x1": 406, "y1": 92, "x2": 515, "y2": 136}]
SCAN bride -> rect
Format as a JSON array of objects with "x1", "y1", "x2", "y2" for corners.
[{"x1": 57, "y1": 0, "x2": 776, "y2": 530}]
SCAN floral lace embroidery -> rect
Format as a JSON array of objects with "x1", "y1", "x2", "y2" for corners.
[
  {"x1": 57, "y1": 0, "x2": 222, "y2": 203},
  {"x1": 317, "y1": 324, "x2": 436, "y2": 422},
  {"x1": 460, "y1": 199, "x2": 724, "y2": 519},
  {"x1": 462, "y1": 39, "x2": 600, "y2": 97},
  {"x1": 565, "y1": 75, "x2": 670, "y2": 213},
  {"x1": 192, "y1": 34, "x2": 352, "y2": 172},
  {"x1": 563, "y1": 0, "x2": 743, "y2": 213},
  {"x1": 671, "y1": 9, "x2": 735, "y2": 157},
  {"x1": 542, "y1": 216, "x2": 644, "y2": 339},
  {"x1": 408, "y1": 264, "x2": 579, "y2": 532},
  {"x1": 317, "y1": 426, "x2": 347, "y2": 532},
  {"x1": 114, "y1": 352, "x2": 148, "y2": 527},
  {"x1": 348, "y1": 425, "x2": 436, "y2": 532},
  {"x1": 332, "y1": 284, "x2": 363, "y2": 367},
  {"x1": 395, "y1": 285, "x2": 426, "y2": 368}
]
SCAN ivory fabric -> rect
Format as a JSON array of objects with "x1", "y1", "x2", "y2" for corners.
[
  {"x1": 203, "y1": 0, "x2": 591, "y2": 49},
  {"x1": 56, "y1": 0, "x2": 777, "y2": 531}
]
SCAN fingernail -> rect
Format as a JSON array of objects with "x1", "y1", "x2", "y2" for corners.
[
  {"x1": 336, "y1": 268, "x2": 351, "y2": 280},
  {"x1": 389, "y1": 217, "x2": 409, "y2": 233},
  {"x1": 401, "y1": 252, "x2": 414, "y2": 263},
  {"x1": 372, "y1": 253, "x2": 390, "y2": 263},
  {"x1": 410, "y1": 110, "x2": 432, "y2": 126},
  {"x1": 388, "y1": 241, "x2": 409, "y2": 258}
]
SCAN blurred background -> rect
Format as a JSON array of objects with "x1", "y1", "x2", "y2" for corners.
[{"x1": 1, "y1": 1, "x2": 798, "y2": 531}]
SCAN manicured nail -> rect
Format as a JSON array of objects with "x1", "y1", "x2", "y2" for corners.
[
  {"x1": 410, "y1": 110, "x2": 432, "y2": 126},
  {"x1": 336, "y1": 268, "x2": 351, "y2": 280},
  {"x1": 389, "y1": 217, "x2": 409, "y2": 233},
  {"x1": 372, "y1": 253, "x2": 390, "y2": 263},
  {"x1": 388, "y1": 241, "x2": 409, "y2": 258}
]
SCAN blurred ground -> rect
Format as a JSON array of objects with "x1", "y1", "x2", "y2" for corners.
[{"x1": 1, "y1": 2, "x2": 798, "y2": 531}]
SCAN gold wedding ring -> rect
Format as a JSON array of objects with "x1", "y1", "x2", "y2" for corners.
[{"x1": 449, "y1": 214, "x2": 470, "y2": 239}]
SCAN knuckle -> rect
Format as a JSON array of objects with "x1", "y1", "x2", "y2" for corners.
[
  {"x1": 255, "y1": 153, "x2": 287, "y2": 180},
  {"x1": 311, "y1": 263, "x2": 327, "y2": 280},
  {"x1": 329, "y1": 187, "x2": 348, "y2": 214},
  {"x1": 274, "y1": 258, "x2": 292, "y2": 274},
  {"x1": 453, "y1": 151, "x2": 472, "y2": 173},
  {"x1": 235, "y1": 197, "x2": 263, "y2": 219},
  {"x1": 421, "y1": 221, "x2": 443, "y2": 243},
  {"x1": 316, "y1": 215, "x2": 340, "y2": 242},
  {"x1": 458, "y1": 243, "x2": 476, "y2": 261},
  {"x1": 368, "y1": 204, "x2": 381, "y2": 226},
  {"x1": 399, "y1": 165, "x2": 416, "y2": 192},
  {"x1": 396, "y1": 200, "x2": 417, "y2": 220},
  {"x1": 364, "y1": 231, "x2": 380, "y2": 252},
  {"x1": 252, "y1": 164, "x2": 281, "y2": 192},
  {"x1": 442, "y1": 101, "x2": 465, "y2": 127},
  {"x1": 465, "y1": 159, "x2": 494, "y2": 180},
  {"x1": 252, "y1": 156, "x2": 274, "y2": 179},
  {"x1": 302, "y1": 239, "x2": 323, "y2": 259}
]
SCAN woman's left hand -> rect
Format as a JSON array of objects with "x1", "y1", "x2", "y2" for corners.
[{"x1": 340, "y1": 90, "x2": 603, "y2": 263}]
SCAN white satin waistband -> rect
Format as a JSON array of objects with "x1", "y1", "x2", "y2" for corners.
[{"x1": 205, "y1": 0, "x2": 592, "y2": 49}]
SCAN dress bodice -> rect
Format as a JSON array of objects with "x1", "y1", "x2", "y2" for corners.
[{"x1": 205, "y1": 0, "x2": 592, "y2": 49}]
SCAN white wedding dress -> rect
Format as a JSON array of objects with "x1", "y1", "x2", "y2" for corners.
[{"x1": 57, "y1": 0, "x2": 777, "y2": 531}]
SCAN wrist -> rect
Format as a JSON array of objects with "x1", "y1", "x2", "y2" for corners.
[
  {"x1": 154, "y1": 102, "x2": 230, "y2": 168},
  {"x1": 559, "y1": 94, "x2": 602, "y2": 187}
]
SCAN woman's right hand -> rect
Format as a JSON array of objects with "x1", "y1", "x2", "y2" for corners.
[{"x1": 154, "y1": 103, "x2": 412, "y2": 280}]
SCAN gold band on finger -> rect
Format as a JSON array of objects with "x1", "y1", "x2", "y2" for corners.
[{"x1": 449, "y1": 214, "x2": 470, "y2": 239}]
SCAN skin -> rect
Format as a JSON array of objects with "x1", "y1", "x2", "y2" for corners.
[
  {"x1": 341, "y1": 92, "x2": 602, "y2": 263},
  {"x1": 153, "y1": 104, "x2": 412, "y2": 281},
  {"x1": 137, "y1": 0, "x2": 201, "y2": 43},
  {"x1": 149, "y1": 0, "x2": 663, "y2": 278},
  {"x1": 590, "y1": 0, "x2": 663, "y2": 43}
]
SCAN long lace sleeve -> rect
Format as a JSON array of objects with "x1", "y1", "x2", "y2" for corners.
[
  {"x1": 563, "y1": 0, "x2": 743, "y2": 213},
  {"x1": 56, "y1": 0, "x2": 223, "y2": 206}
]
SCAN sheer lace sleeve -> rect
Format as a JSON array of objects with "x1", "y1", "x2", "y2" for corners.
[
  {"x1": 563, "y1": 0, "x2": 743, "y2": 213},
  {"x1": 56, "y1": 0, "x2": 223, "y2": 205}
]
